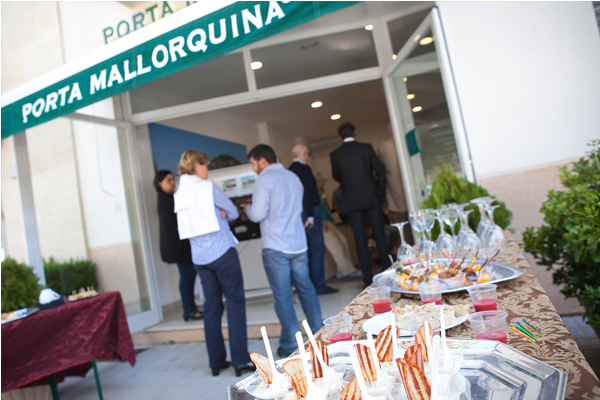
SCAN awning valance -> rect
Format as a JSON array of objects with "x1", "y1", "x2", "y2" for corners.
[{"x1": 1, "y1": 1, "x2": 357, "y2": 140}]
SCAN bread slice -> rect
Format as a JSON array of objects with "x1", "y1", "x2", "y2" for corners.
[
  {"x1": 404, "y1": 344, "x2": 425, "y2": 371},
  {"x1": 414, "y1": 323, "x2": 432, "y2": 362},
  {"x1": 340, "y1": 377, "x2": 362, "y2": 400},
  {"x1": 396, "y1": 359, "x2": 431, "y2": 400},
  {"x1": 354, "y1": 343, "x2": 378, "y2": 383},
  {"x1": 250, "y1": 352, "x2": 273, "y2": 385},
  {"x1": 282, "y1": 358, "x2": 308, "y2": 399},
  {"x1": 375, "y1": 325, "x2": 400, "y2": 362},
  {"x1": 309, "y1": 339, "x2": 329, "y2": 379}
]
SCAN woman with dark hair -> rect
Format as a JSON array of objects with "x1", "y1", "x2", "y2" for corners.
[{"x1": 154, "y1": 170, "x2": 203, "y2": 322}]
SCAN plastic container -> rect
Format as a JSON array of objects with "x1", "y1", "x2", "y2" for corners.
[
  {"x1": 367, "y1": 286, "x2": 391, "y2": 314},
  {"x1": 406, "y1": 312, "x2": 440, "y2": 336},
  {"x1": 468, "y1": 311, "x2": 508, "y2": 344},
  {"x1": 466, "y1": 283, "x2": 497, "y2": 312},
  {"x1": 418, "y1": 281, "x2": 442, "y2": 305},
  {"x1": 323, "y1": 315, "x2": 353, "y2": 343}
]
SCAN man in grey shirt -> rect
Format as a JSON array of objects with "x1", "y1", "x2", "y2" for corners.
[{"x1": 242, "y1": 144, "x2": 323, "y2": 357}]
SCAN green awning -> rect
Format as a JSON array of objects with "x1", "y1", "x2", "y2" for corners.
[{"x1": 1, "y1": 1, "x2": 357, "y2": 140}]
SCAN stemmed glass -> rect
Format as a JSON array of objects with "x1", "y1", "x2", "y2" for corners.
[
  {"x1": 433, "y1": 210, "x2": 457, "y2": 259},
  {"x1": 392, "y1": 222, "x2": 417, "y2": 266},
  {"x1": 418, "y1": 209, "x2": 435, "y2": 241},
  {"x1": 456, "y1": 209, "x2": 482, "y2": 254},
  {"x1": 471, "y1": 197, "x2": 494, "y2": 238},
  {"x1": 483, "y1": 205, "x2": 505, "y2": 248},
  {"x1": 442, "y1": 207, "x2": 459, "y2": 238},
  {"x1": 408, "y1": 211, "x2": 422, "y2": 246},
  {"x1": 409, "y1": 211, "x2": 434, "y2": 260}
]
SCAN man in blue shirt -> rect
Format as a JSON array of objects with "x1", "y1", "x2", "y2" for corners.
[{"x1": 242, "y1": 144, "x2": 323, "y2": 357}]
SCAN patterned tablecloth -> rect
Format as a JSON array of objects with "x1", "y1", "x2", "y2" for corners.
[{"x1": 311, "y1": 233, "x2": 600, "y2": 399}]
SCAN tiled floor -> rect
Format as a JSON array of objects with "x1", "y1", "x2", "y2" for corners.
[{"x1": 562, "y1": 315, "x2": 600, "y2": 379}]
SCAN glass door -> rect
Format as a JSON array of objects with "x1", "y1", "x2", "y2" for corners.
[
  {"x1": 383, "y1": 10, "x2": 473, "y2": 211},
  {"x1": 68, "y1": 114, "x2": 162, "y2": 332}
]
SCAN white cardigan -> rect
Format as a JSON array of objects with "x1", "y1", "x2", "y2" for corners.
[{"x1": 174, "y1": 174, "x2": 220, "y2": 240}]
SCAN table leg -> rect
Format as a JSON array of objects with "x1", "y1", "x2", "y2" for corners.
[
  {"x1": 92, "y1": 360, "x2": 103, "y2": 400},
  {"x1": 48, "y1": 374, "x2": 60, "y2": 400}
]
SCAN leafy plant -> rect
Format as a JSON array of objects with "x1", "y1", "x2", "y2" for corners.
[
  {"x1": 44, "y1": 258, "x2": 99, "y2": 296},
  {"x1": 421, "y1": 165, "x2": 513, "y2": 239},
  {"x1": 523, "y1": 140, "x2": 600, "y2": 321},
  {"x1": 1, "y1": 258, "x2": 42, "y2": 313},
  {"x1": 579, "y1": 285, "x2": 600, "y2": 329}
]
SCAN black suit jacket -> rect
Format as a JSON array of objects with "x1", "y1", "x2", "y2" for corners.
[
  {"x1": 330, "y1": 140, "x2": 386, "y2": 213},
  {"x1": 157, "y1": 192, "x2": 193, "y2": 265},
  {"x1": 288, "y1": 161, "x2": 320, "y2": 219}
]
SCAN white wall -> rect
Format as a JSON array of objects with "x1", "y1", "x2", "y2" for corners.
[{"x1": 437, "y1": 1, "x2": 600, "y2": 178}]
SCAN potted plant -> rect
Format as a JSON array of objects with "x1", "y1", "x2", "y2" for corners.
[{"x1": 523, "y1": 140, "x2": 600, "y2": 331}]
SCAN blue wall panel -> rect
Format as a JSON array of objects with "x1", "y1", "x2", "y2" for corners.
[{"x1": 148, "y1": 123, "x2": 247, "y2": 174}]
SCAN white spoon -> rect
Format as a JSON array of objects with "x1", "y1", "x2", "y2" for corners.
[
  {"x1": 349, "y1": 346, "x2": 386, "y2": 400},
  {"x1": 301, "y1": 320, "x2": 336, "y2": 379},
  {"x1": 295, "y1": 332, "x2": 328, "y2": 400},
  {"x1": 260, "y1": 326, "x2": 287, "y2": 393}
]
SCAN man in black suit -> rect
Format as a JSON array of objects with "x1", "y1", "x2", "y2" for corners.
[
  {"x1": 330, "y1": 122, "x2": 391, "y2": 286},
  {"x1": 289, "y1": 145, "x2": 339, "y2": 295}
]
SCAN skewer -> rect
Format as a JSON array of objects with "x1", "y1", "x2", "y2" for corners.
[
  {"x1": 452, "y1": 250, "x2": 470, "y2": 270},
  {"x1": 481, "y1": 250, "x2": 501, "y2": 269}
]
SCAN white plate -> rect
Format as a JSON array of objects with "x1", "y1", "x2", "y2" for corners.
[{"x1": 362, "y1": 310, "x2": 469, "y2": 336}]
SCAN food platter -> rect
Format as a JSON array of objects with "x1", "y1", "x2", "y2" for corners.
[
  {"x1": 1, "y1": 308, "x2": 39, "y2": 324},
  {"x1": 362, "y1": 311, "x2": 469, "y2": 337},
  {"x1": 228, "y1": 338, "x2": 567, "y2": 400},
  {"x1": 373, "y1": 259, "x2": 525, "y2": 294}
]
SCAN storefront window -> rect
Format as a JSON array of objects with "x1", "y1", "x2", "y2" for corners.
[
  {"x1": 129, "y1": 52, "x2": 248, "y2": 114},
  {"x1": 251, "y1": 27, "x2": 378, "y2": 89}
]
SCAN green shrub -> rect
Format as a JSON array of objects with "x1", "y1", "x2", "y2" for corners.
[
  {"x1": 523, "y1": 140, "x2": 600, "y2": 322},
  {"x1": 579, "y1": 285, "x2": 600, "y2": 329},
  {"x1": 421, "y1": 165, "x2": 513, "y2": 239},
  {"x1": 1, "y1": 258, "x2": 42, "y2": 313},
  {"x1": 44, "y1": 258, "x2": 99, "y2": 296}
]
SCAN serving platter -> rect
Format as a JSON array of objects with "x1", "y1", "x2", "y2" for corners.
[
  {"x1": 373, "y1": 259, "x2": 525, "y2": 294},
  {"x1": 228, "y1": 338, "x2": 567, "y2": 400},
  {"x1": 361, "y1": 310, "x2": 469, "y2": 336}
]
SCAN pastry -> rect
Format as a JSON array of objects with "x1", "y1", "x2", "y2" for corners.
[
  {"x1": 453, "y1": 304, "x2": 470, "y2": 317},
  {"x1": 392, "y1": 307, "x2": 416, "y2": 330}
]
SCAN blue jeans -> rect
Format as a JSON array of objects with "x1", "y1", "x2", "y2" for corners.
[
  {"x1": 261, "y1": 249, "x2": 324, "y2": 354},
  {"x1": 194, "y1": 248, "x2": 251, "y2": 369},
  {"x1": 305, "y1": 206, "x2": 327, "y2": 293},
  {"x1": 177, "y1": 263, "x2": 198, "y2": 315}
]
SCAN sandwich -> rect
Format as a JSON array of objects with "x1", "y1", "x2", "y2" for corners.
[
  {"x1": 340, "y1": 377, "x2": 362, "y2": 400},
  {"x1": 282, "y1": 358, "x2": 308, "y2": 399},
  {"x1": 374, "y1": 325, "x2": 400, "y2": 362},
  {"x1": 309, "y1": 339, "x2": 329, "y2": 379},
  {"x1": 354, "y1": 343, "x2": 378, "y2": 383},
  {"x1": 403, "y1": 344, "x2": 425, "y2": 371},
  {"x1": 250, "y1": 353, "x2": 273, "y2": 385},
  {"x1": 414, "y1": 323, "x2": 432, "y2": 362},
  {"x1": 396, "y1": 358, "x2": 431, "y2": 400}
]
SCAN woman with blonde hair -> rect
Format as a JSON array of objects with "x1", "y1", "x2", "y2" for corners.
[{"x1": 174, "y1": 150, "x2": 255, "y2": 377}]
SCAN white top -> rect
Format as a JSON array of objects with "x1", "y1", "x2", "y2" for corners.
[{"x1": 174, "y1": 174, "x2": 220, "y2": 240}]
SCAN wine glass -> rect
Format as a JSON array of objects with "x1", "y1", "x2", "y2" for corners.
[
  {"x1": 471, "y1": 197, "x2": 494, "y2": 238},
  {"x1": 392, "y1": 222, "x2": 417, "y2": 266},
  {"x1": 433, "y1": 210, "x2": 457, "y2": 259},
  {"x1": 456, "y1": 209, "x2": 482, "y2": 254},
  {"x1": 408, "y1": 211, "x2": 422, "y2": 245},
  {"x1": 483, "y1": 205, "x2": 505, "y2": 248},
  {"x1": 418, "y1": 209, "x2": 435, "y2": 241},
  {"x1": 442, "y1": 208, "x2": 459, "y2": 238}
]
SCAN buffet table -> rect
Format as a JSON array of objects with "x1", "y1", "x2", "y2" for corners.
[
  {"x1": 1, "y1": 291, "x2": 136, "y2": 396},
  {"x1": 229, "y1": 234, "x2": 599, "y2": 398}
]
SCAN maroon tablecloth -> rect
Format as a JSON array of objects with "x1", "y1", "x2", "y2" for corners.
[{"x1": 1, "y1": 291, "x2": 136, "y2": 393}]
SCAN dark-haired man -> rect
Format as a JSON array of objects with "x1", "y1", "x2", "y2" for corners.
[
  {"x1": 330, "y1": 122, "x2": 391, "y2": 286},
  {"x1": 242, "y1": 144, "x2": 323, "y2": 357}
]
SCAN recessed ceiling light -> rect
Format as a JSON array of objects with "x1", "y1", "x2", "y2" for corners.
[
  {"x1": 250, "y1": 61, "x2": 263, "y2": 70},
  {"x1": 364, "y1": 24, "x2": 374, "y2": 31},
  {"x1": 403, "y1": 77, "x2": 407, "y2": 82},
  {"x1": 413, "y1": 34, "x2": 421, "y2": 42},
  {"x1": 311, "y1": 101, "x2": 323, "y2": 108},
  {"x1": 331, "y1": 114, "x2": 341, "y2": 120},
  {"x1": 412, "y1": 106, "x2": 422, "y2": 112},
  {"x1": 392, "y1": 54, "x2": 397, "y2": 60},
  {"x1": 407, "y1": 94, "x2": 415, "y2": 100},
  {"x1": 419, "y1": 37, "x2": 434, "y2": 46}
]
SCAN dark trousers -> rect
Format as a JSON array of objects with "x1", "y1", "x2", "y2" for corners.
[
  {"x1": 305, "y1": 206, "x2": 327, "y2": 293},
  {"x1": 194, "y1": 248, "x2": 251, "y2": 369},
  {"x1": 346, "y1": 206, "x2": 392, "y2": 286},
  {"x1": 176, "y1": 263, "x2": 198, "y2": 315}
]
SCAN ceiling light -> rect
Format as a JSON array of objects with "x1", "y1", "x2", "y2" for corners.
[
  {"x1": 413, "y1": 34, "x2": 421, "y2": 42},
  {"x1": 403, "y1": 77, "x2": 407, "y2": 82},
  {"x1": 407, "y1": 94, "x2": 415, "y2": 100},
  {"x1": 364, "y1": 24, "x2": 374, "y2": 31},
  {"x1": 419, "y1": 37, "x2": 434, "y2": 46},
  {"x1": 331, "y1": 114, "x2": 341, "y2": 120},
  {"x1": 412, "y1": 106, "x2": 422, "y2": 112},
  {"x1": 311, "y1": 101, "x2": 323, "y2": 108},
  {"x1": 392, "y1": 54, "x2": 397, "y2": 60},
  {"x1": 250, "y1": 61, "x2": 263, "y2": 70}
]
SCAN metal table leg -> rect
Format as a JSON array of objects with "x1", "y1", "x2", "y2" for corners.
[
  {"x1": 48, "y1": 374, "x2": 59, "y2": 400},
  {"x1": 92, "y1": 360, "x2": 103, "y2": 400}
]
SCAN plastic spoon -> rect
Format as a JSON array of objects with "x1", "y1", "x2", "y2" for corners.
[
  {"x1": 390, "y1": 311, "x2": 399, "y2": 360},
  {"x1": 349, "y1": 347, "x2": 386, "y2": 400},
  {"x1": 295, "y1": 331, "x2": 328, "y2": 400},
  {"x1": 301, "y1": 320, "x2": 336, "y2": 379},
  {"x1": 366, "y1": 333, "x2": 385, "y2": 382},
  {"x1": 260, "y1": 326, "x2": 287, "y2": 392},
  {"x1": 439, "y1": 307, "x2": 451, "y2": 364},
  {"x1": 430, "y1": 335, "x2": 441, "y2": 400}
]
